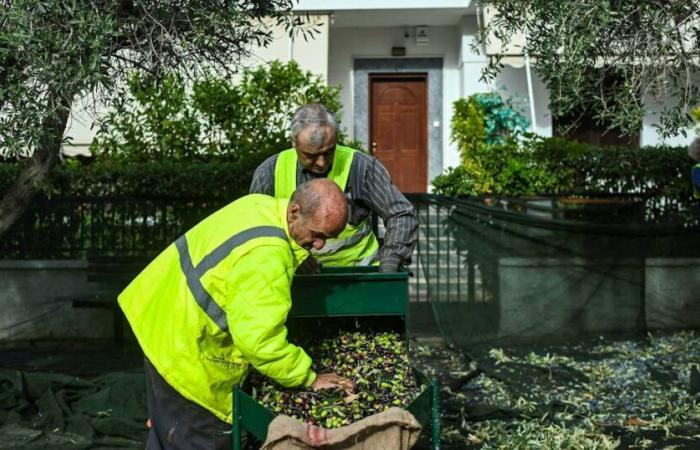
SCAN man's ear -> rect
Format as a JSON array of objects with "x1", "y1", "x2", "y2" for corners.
[{"x1": 288, "y1": 203, "x2": 301, "y2": 222}]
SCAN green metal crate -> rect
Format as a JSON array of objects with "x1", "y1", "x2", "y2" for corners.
[
  {"x1": 232, "y1": 267, "x2": 440, "y2": 450},
  {"x1": 289, "y1": 266, "x2": 410, "y2": 317}
]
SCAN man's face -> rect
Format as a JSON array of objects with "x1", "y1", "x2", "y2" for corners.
[
  {"x1": 294, "y1": 126, "x2": 336, "y2": 175},
  {"x1": 287, "y1": 204, "x2": 335, "y2": 251}
]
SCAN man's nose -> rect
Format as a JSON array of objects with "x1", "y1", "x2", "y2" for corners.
[
  {"x1": 315, "y1": 155, "x2": 326, "y2": 168},
  {"x1": 312, "y1": 238, "x2": 326, "y2": 250}
]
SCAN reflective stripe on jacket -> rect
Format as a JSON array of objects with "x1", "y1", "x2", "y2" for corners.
[
  {"x1": 118, "y1": 194, "x2": 314, "y2": 423},
  {"x1": 273, "y1": 146, "x2": 380, "y2": 266}
]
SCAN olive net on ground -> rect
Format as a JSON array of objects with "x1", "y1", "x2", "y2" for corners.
[
  {"x1": 406, "y1": 194, "x2": 700, "y2": 448},
  {"x1": 0, "y1": 368, "x2": 147, "y2": 449},
  {"x1": 413, "y1": 330, "x2": 700, "y2": 449},
  {"x1": 407, "y1": 194, "x2": 700, "y2": 350}
]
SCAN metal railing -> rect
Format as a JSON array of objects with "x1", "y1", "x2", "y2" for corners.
[
  {"x1": 0, "y1": 196, "x2": 220, "y2": 259},
  {"x1": 406, "y1": 194, "x2": 492, "y2": 306},
  {"x1": 3, "y1": 192, "x2": 698, "y2": 260},
  {"x1": 405, "y1": 193, "x2": 700, "y2": 304}
]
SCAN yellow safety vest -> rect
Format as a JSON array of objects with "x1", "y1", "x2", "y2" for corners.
[
  {"x1": 693, "y1": 163, "x2": 700, "y2": 199},
  {"x1": 118, "y1": 195, "x2": 315, "y2": 423},
  {"x1": 274, "y1": 146, "x2": 380, "y2": 267}
]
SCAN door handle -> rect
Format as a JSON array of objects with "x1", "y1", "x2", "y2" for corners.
[{"x1": 371, "y1": 142, "x2": 378, "y2": 153}]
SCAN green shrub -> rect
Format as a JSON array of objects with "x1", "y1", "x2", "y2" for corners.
[
  {"x1": 471, "y1": 93, "x2": 530, "y2": 145},
  {"x1": 1, "y1": 159, "x2": 252, "y2": 200},
  {"x1": 91, "y1": 60, "x2": 351, "y2": 166},
  {"x1": 575, "y1": 143, "x2": 692, "y2": 199},
  {"x1": 432, "y1": 136, "x2": 694, "y2": 199},
  {"x1": 451, "y1": 97, "x2": 488, "y2": 165},
  {"x1": 437, "y1": 92, "x2": 694, "y2": 200},
  {"x1": 446, "y1": 93, "x2": 537, "y2": 195},
  {"x1": 0, "y1": 61, "x2": 356, "y2": 199},
  {"x1": 451, "y1": 93, "x2": 529, "y2": 166},
  {"x1": 431, "y1": 166, "x2": 480, "y2": 197}
]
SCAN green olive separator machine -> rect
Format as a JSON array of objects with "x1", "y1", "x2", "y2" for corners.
[{"x1": 232, "y1": 267, "x2": 441, "y2": 450}]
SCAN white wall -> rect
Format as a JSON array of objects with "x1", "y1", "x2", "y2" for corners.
[
  {"x1": 459, "y1": 15, "x2": 490, "y2": 94},
  {"x1": 63, "y1": 99, "x2": 102, "y2": 156},
  {"x1": 459, "y1": 15, "x2": 552, "y2": 141},
  {"x1": 240, "y1": 17, "x2": 329, "y2": 82},
  {"x1": 328, "y1": 25, "x2": 462, "y2": 173},
  {"x1": 495, "y1": 66, "x2": 552, "y2": 137},
  {"x1": 641, "y1": 95, "x2": 696, "y2": 147}
]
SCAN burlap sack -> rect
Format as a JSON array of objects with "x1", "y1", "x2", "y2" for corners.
[{"x1": 261, "y1": 407, "x2": 422, "y2": 450}]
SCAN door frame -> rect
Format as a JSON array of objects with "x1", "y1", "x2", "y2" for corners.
[{"x1": 353, "y1": 58, "x2": 443, "y2": 188}]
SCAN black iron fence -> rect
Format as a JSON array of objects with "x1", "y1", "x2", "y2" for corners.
[
  {"x1": 0, "y1": 196, "x2": 220, "y2": 259},
  {"x1": 2, "y1": 192, "x2": 699, "y2": 262}
]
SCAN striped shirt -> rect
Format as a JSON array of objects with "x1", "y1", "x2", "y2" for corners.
[{"x1": 249, "y1": 150, "x2": 417, "y2": 271}]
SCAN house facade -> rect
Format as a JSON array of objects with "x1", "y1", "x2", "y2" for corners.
[{"x1": 64, "y1": 0, "x2": 696, "y2": 192}]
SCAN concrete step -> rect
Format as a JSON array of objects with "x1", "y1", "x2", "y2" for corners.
[
  {"x1": 412, "y1": 259, "x2": 470, "y2": 265},
  {"x1": 415, "y1": 266, "x2": 473, "y2": 270},
  {"x1": 409, "y1": 294, "x2": 486, "y2": 303}
]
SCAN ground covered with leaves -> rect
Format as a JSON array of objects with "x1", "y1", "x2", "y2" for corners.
[{"x1": 413, "y1": 330, "x2": 700, "y2": 449}]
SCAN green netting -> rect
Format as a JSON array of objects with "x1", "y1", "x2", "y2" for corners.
[{"x1": 408, "y1": 195, "x2": 700, "y2": 349}]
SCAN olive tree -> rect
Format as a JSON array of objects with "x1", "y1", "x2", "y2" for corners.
[
  {"x1": 475, "y1": 0, "x2": 700, "y2": 138},
  {"x1": 0, "y1": 0, "x2": 313, "y2": 236}
]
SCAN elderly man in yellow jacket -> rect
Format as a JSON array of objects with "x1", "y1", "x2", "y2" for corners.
[{"x1": 118, "y1": 179, "x2": 354, "y2": 450}]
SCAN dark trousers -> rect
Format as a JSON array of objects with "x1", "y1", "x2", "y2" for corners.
[{"x1": 144, "y1": 358, "x2": 232, "y2": 450}]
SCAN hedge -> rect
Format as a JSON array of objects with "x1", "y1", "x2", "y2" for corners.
[
  {"x1": 432, "y1": 137, "x2": 695, "y2": 201},
  {"x1": 0, "y1": 158, "x2": 255, "y2": 200}
]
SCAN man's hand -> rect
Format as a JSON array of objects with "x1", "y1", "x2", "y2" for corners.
[
  {"x1": 311, "y1": 372, "x2": 355, "y2": 393},
  {"x1": 378, "y1": 263, "x2": 400, "y2": 273},
  {"x1": 296, "y1": 256, "x2": 322, "y2": 274}
]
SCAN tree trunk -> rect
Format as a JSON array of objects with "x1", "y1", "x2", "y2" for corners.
[{"x1": 0, "y1": 91, "x2": 73, "y2": 238}]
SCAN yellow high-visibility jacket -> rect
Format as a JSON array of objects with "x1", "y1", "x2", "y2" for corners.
[
  {"x1": 274, "y1": 146, "x2": 380, "y2": 266},
  {"x1": 118, "y1": 194, "x2": 314, "y2": 423}
]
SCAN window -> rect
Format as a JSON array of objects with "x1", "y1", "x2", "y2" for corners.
[
  {"x1": 553, "y1": 111, "x2": 640, "y2": 148},
  {"x1": 553, "y1": 71, "x2": 641, "y2": 148}
]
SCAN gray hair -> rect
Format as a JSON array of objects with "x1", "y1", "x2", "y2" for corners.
[
  {"x1": 290, "y1": 103, "x2": 339, "y2": 143},
  {"x1": 689, "y1": 137, "x2": 700, "y2": 162},
  {"x1": 290, "y1": 179, "x2": 321, "y2": 218}
]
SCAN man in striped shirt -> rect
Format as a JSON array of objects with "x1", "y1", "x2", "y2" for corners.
[{"x1": 250, "y1": 103, "x2": 417, "y2": 272}]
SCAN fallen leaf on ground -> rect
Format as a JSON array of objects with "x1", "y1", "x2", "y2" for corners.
[{"x1": 624, "y1": 416, "x2": 649, "y2": 427}]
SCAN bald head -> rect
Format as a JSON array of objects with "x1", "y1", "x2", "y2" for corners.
[{"x1": 287, "y1": 179, "x2": 348, "y2": 250}]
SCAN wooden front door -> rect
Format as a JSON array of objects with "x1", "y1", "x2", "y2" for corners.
[{"x1": 370, "y1": 74, "x2": 428, "y2": 193}]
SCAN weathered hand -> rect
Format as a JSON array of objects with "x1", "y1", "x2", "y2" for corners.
[
  {"x1": 296, "y1": 256, "x2": 322, "y2": 274},
  {"x1": 311, "y1": 372, "x2": 355, "y2": 393},
  {"x1": 378, "y1": 263, "x2": 400, "y2": 273}
]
